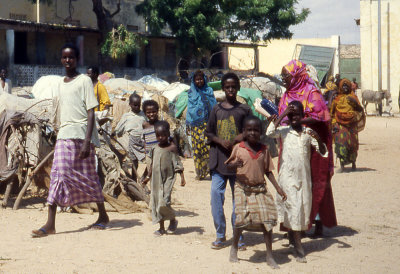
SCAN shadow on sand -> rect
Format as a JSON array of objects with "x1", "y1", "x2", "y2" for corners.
[
  {"x1": 336, "y1": 167, "x2": 377, "y2": 173},
  {"x1": 56, "y1": 218, "x2": 143, "y2": 234},
  {"x1": 229, "y1": 225, "x2": 359, "y2": 264},
  {"x1": 175, "y1": 209, "x2": 199, "y2": 217},
  {"x1": 173, "y1": 225, "x2": 205, "y2": 235}
]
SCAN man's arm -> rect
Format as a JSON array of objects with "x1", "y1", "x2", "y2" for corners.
[{"x1": 79, "y1": 108, "x2": 95, "y2": 159}]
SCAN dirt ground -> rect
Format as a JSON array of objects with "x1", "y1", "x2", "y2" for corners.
[{"x1": 1, "y1": 116, "x2": 399, "y2": 273}]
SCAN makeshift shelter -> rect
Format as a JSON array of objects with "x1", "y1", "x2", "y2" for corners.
[
  {"x1": 162, "y1": 82, "x2": 189, "y2": 102},
  {"x1": 0, "y1": 93, "x2": 55, "y2": 208},
  {"x1": 138, "y1": 75, "x2": 169, "y2": 90},
  {"x1": 31, "y1": 75, "x2": 62, "y2": 100},
  {"x1": 0, "y1": 91, "x2": 150, "y2": 212},
  {"x1": 240, "y1": 77, "x2": 282, "y2": 101}
]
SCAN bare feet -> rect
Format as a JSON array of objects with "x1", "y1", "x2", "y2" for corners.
[
  {"x1": 339, "y1": 161, "x2": 345, "y2": 173},
  {"x1": 229, "y1": 247, "x2": 238, "y2": 262},
  {"x1": 154, "y1": 229, "x2": 166, "y2": 237},
  {"x1": 294, "y1": 247, "x2": 307, "y2": 263},
  {"x1": 288, "y1": 231, "x2": 295, "y2": 247},
  {"x1": 352, "y1": 162, "x2": 356, "y2": 170},
  {"x1": 296, "y1": 256, "x2": 307, "y2": 263},
  {"x1": 266, "y1": 255, "x2": 280, "y2": 269},
  {"x1": 167, "y1": 219, "x2": 178, "y2": 233}
]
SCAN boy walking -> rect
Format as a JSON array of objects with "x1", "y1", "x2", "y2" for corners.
[{"x1": 206, "y1": 73, "x2": 251, "y2": 249}]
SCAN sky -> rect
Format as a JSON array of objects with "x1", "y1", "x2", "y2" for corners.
[{"x1": 290, "y1": 0, "x2": 360, "y2": 44}]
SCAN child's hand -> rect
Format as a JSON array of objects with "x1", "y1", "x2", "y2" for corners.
[
  {"x1": 227, "y1": 159, "x2": 243, "y2": 170},
  {"x1": 308, "y1": 130, "x2": 321, "y2": 141},
  {"x1": 284, "y1": 105, "x2": 295, "y2": 116},
  {"x1": 234, "y1": 159, "x2": 244, "y2": 168},
  {"x1": 346, "y1": 96, "x2": 358, "y2": 106},
  {"x1": 267, "y1": 114, "x2": 277, "y2": 123},
  {"x1": 277, "y1": 188, "x2": 287, "y2": 201},
  {"x1": 233, "y1": 134, "x2": 244, "y2": 144},
  {"x1": 219, "y1": 139, "x2": 232, "y2": 150}
]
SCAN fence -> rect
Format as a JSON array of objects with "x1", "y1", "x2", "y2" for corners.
[{"x1": 13, "y1": 65, "x2": 178, "y2": 86}]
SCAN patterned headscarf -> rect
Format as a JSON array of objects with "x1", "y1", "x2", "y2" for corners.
[
  {"x1": 278, "y1": 60, "x2": 330, "y2": 122},
  {"x1": 186, "y1": 73, "x2": 217, "y2": 127},
  {"x1": 337, "y1": 78, "x2": 353, "y2": 95},
  {"x1": 332, "y1": 78, "x2": 365, "y2": 131},
  {"x1": 325, "y1": 75, "x2": 337, "y2": 93}
]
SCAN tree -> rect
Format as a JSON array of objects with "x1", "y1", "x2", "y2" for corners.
[
  {"x1": 136, "y1": 0, "x2": 309, "y2": 58},
  {"x1": 28, "y1": 0, "x2": 144, "y2": 62},
  {"x1": 91, "y1": 0, "x2": 145, "y2": 60}
]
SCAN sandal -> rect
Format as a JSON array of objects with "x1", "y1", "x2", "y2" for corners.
[
  {"x1": 211, "y1": 237, "x2": 226, "y2": 249},
  {"x1": 31, "y1": 228, "x2": 55, "y2": 238},
  {"x1": 88, "y1": 223, "x2": 107, "y2": 230}
]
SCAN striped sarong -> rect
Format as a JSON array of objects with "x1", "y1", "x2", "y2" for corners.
[
  {"x1": 234, "y1": 181, "x2": 277, "y2": 232},
  {"x1": 47, "y1": 139, "x2": 104, "y2": 206}
]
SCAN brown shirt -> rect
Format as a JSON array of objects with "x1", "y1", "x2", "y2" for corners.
[
  {"x1": 206, "y1": 103, "x2": 251, "y2": 175},
  {"x1": 225, "y1": 142, "x2": 274, "y2": 186}
]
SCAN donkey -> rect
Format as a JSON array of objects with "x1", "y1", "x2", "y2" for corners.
[{"x1": 361, "y1": 90, "x2": 392, "y2": 116}]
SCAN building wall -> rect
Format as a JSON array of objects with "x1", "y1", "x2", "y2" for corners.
[
  {"x1": 44, "y1": 0, "x2": 96, "y2": 27},
  {"x1": 228, "y1": 47, "x2": 255, "y2": 71},
  {"x1": 0, "y1": 0, "x2": 36, "y2": 21},
  {"x1": 44, "y1": 32, "x2": 99, "y2": 65},
  {"x1": 0, "y1": 0, "x2": 145, "y2": 31},
  {"x1": 0, "y1": 30, "x2": 7, "y2": 65},
  {"x1": 360, "y1": 0, "x2": 399, "y2": 112},
  {"x1": 257, "y1": 36, "x2": 340, "y2": 77}
]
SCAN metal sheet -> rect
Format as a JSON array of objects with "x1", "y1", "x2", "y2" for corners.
[{"x1": 298, "y1": 45, "x2": 336, "y2": 83}]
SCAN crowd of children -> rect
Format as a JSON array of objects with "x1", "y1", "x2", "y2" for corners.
[{"x1": 31, "y1": 43, "x2": 336, "y2": 269}]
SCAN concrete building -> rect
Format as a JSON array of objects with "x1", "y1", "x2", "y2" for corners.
[
  {"x1": 0, "y1": 0, "x2": 145, "y2": 66},
  {"x1": 0, "y1": 0, "x2": 179, "y2": 85},
  {"x1": 226, "y1": 35, "x2": 341, "y2": 85},
  {"x1": 360, "y1": 0, "x2": 399, "y2": 112}
]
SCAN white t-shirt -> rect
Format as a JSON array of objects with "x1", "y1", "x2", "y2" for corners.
[{"x1": 56, "y1": 74, "x2": 100, "y2": 146}]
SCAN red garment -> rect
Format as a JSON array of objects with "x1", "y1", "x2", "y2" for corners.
[{"x1": 308, "y1": 122, "x2": 337, "y2": 228}]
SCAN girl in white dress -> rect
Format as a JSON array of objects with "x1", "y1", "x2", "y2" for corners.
[{"x1": 266, "y1": 100, "x2": 328, "y2": 263}]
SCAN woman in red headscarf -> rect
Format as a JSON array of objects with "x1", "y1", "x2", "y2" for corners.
[{"x1": 279, "y1": 60, "x2": 337, "y2": 236}]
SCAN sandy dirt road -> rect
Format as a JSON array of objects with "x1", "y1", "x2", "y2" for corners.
[{"x1": 1, "y1": 116, "x2": 399, "y2": 273}]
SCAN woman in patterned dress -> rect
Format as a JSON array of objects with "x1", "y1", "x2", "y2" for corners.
[{"x1": 186, "y1": 70, "x2": 217, "y2": 180}]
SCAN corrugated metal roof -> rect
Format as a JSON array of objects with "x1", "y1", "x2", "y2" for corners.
[{"x1": 297, "y1": 44, "x2": 336, "y2": 83}]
